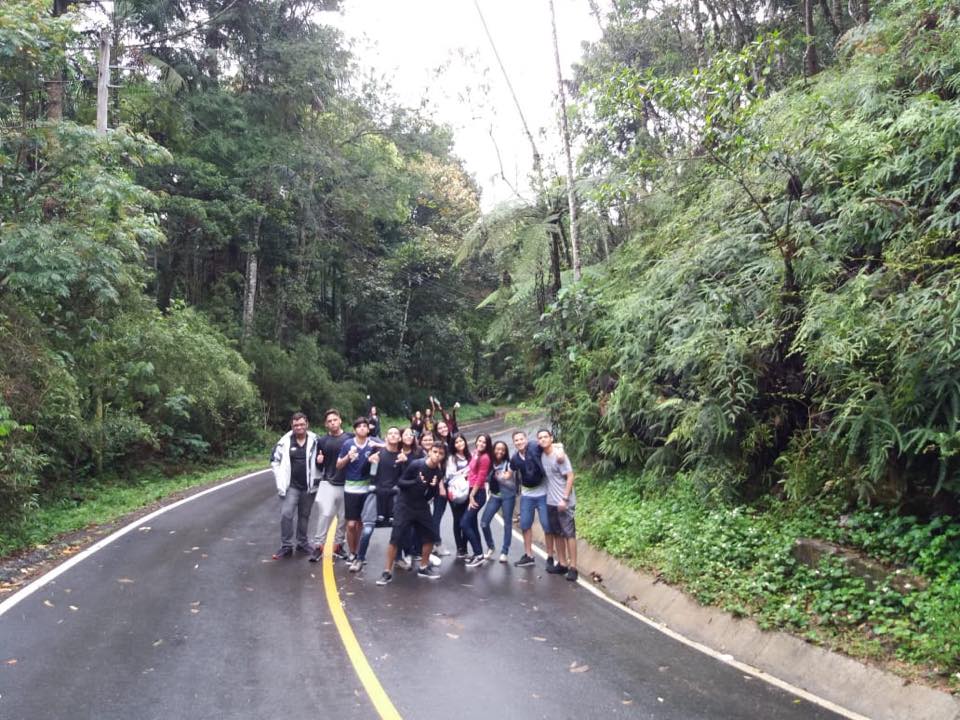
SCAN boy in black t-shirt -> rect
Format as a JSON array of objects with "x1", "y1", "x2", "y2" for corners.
[{"x1": 376, "y1": 444, "x2": 447, "y2": 585}]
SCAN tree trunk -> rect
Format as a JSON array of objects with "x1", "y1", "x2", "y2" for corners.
[
  {"x1": 397, "y1": 277, "x2": 413, "y2": 356},
  {"x1": 45, "y1": 0, "x2": 71, "y2": 121},
  {"x1": 549, "y1": 0, "x2": 582, "y2": 282},
  {"x1": 96, "y1": 28, "x2": 111, "y2": 134},
  {"x1": 549, "y1": 227, "x2": 562, "y2": 299},
  {"x1": 692, "y1": 0, "x2": 706, "y2": 67},
  {"x1": 804, "y1": 0, "x2": 819, "y2": 77},
  {"x1": 819, "y1": 0, "x2": 841, "y2": 36},
  {"x1": 241, "y1": 215, "x2": 263, "y2": 343}
]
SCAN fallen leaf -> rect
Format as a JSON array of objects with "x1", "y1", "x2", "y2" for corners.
[
  {"x1": 5, "y1": 659, "x2": 17, "y2": 665},
  {"x1": 200, "y1": 554, "x2": 208, "y2": 559},
  {"x1": 657, "y1": 697, "x2": 664, "y2": 703},
  {"x1": 191, "y1": 547, "x2": 199, "y2": 551},
  {"x1": 622, "y1": 700, "x2": 633, "y2": 705},
  {"x1": 569, "y1": 664, "x2": 589, "y2": 673},
  {"x1": 138, "y1": 526, "x2": 151, "y2": 532},
  {"x1": 152, "y1": 639, "x2": 163, "y2": 647},
  {"x1": 222, "y1": 537, "x2": 235, "y2": 541},
  {"x1": 193, "y1": 564, "x2": 199, "y2": 569},
  {"x1": 117, "y1": 578, "x2": 135, "y2": 584},
  {"x1": 531, "y1": 636, "x2": 547, "y2": 642},
  {"x1": 169, "y1": 531, "x2": 176, "y2": 534},
  {"x1": 244, "y1": 587, "x2": 254, "y2": 592},
  {"x1": 69, "y1": 605, "x2": 78, "y2": 612},
  {"x1": 190, "y1": 601, "x2": 200, "y2": 607},
  {"x1": 190, "y1": 608, "x2": 200, "y2": 614},
  {"x1": 445, "y1": 633, "x2": 459, "y2": 640},
  {"x1": 42, "y1": 600, "x2": 54, "y2": 608}
]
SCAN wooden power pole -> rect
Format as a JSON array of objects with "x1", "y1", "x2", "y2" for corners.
[{"x1": 96, "y1": 28, "x2": 111, "y2": 134}]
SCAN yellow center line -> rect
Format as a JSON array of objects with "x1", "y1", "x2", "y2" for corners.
[{"x1": 322, "y1": 519, "x2": 402, "y2": 720}]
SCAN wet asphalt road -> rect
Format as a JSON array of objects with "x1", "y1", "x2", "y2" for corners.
[{"x1": 0, "y1": 419, "x2": 843, "y2": 720}]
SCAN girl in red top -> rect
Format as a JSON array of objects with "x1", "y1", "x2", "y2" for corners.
[{"x1": 462, "y1": 433, "x2": 493, "y2": 567}]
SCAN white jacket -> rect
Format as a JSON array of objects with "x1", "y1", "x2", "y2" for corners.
[{"x1": 271, "y1": 431, "x2": 320, "y2": 496}]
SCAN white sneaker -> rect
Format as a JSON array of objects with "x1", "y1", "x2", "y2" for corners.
[
  {"x1": 483, "y1": 548, "x2": 495, "y2": 560},
  {"x1": 394, "y1": 555, "x2": 412, "y2": 571},
  {"x1": 465, "y1": 555, "x2": 485, "y2": 568},
  {"x1": 436, "y1": 545, "x2": 451, "y2": 557},
  {"x1": 429, "y1": 552, "x2": 442, "y2": 567},
  {"x1": 349, "y1": 558, "x2": 362, "y2": 573},
  {"x1": 499, "y1": 553, "x2": 508, "y2": 563}
]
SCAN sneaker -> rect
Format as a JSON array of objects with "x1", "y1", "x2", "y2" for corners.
[
  {"x1": 429, "y1": 552, "x2": 442, "y2": 567},
  {"x1": 514, "y1": 554, "x2": 535, "y2": 567},
  {"x1": 332, "y1": 546, "x2": 348, "y2": 561},
  {"x1": 547, "y1": 562, "x2": 569, "y2": 575},
  {"x1": 296, "y1": 543, "x2": 315, "y2": 554},
  {"x1": 546, "y1": 556, "x2": 556, "y2": 570},
  {"x1": 394, "y1": 555, "x2": 412, "y2": 571},
  {"x1": 483, "y1": 548, "x2": 495, "y2": 560},
  {"x1": 272, "y1": 547, "x2": 293, "y2": 560},
  {"x1": 346, "y1": 553, "x2": 357, "y2": 564},
  {"x1": 349, "y1": 558, "x2": 362, "y2": 573},
  {"x1": 456, "y1": 548, "x2": 469, "y2": 559},
  {"x1": 499, "y1": 553, "x2": 508, "y2": 563},
  {"x1": 566, "y1": 568, "x2": 579, "y2": 582},
  {"x1": 308, "y1": 546, "x2": 323, "y2": 563},
  {"x1": 375, "y1": 571, "x2": 393, "y2": 586},
  {"x1": 435, "y1": 545, "x2": 452, "y2": 557},
  {"x1": 465, "y1": 555, "x2": 485, "y2": 568},
  {"x1": 417, "y1": 565, "x2": 440, "y2": 580}
]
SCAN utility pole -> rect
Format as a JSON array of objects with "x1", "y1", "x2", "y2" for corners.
[
  {"x1": 96, "y1": 27, "x2": 111, "y2": 134},
  {"x1": 548, "y1": 0, "x2": 582, "y2": 281}
]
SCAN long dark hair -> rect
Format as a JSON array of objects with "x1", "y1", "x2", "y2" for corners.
[
  {"x1": 400, "y1": 427, "x2": 419, "y2": 455},
  {"x1": 475, "y1": 433, "x2": 494, "y2": 465},
  {"x1": 451, "y1": 432, "x2": 471, "y2": 461}
]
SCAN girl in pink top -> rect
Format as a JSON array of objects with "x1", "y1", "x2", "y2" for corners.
[{"x1": 463, "y1": 433, "x2": 494, "y2": 567}]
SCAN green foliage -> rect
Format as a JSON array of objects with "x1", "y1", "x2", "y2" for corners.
[{"x1": 577, "y1": 470, "x2": 960, "y2": 678}]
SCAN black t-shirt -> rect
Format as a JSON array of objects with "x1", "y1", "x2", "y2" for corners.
[
  {"x1": 396, "y1": 458, "x2": 443, "y2": 511},
  {"x1": 373, "y1": 449, "x2": 406, "y2": 494},
  {"x1": 318, "y1": 432, "x2": 353, "y2": 486},
  {"x1": 289, "y1": 439, "x2": 308, "y2": 491}
]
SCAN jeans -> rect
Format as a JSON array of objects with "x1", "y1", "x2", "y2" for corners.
[
  {"x1": 280, "y1": 486, "x2": 315, "y2": 549},
  {"x1": 481, "y1": 491, "x2": 516, "y2": 555},
  {"x1": 434, "y1": 494, "x2": 467, "y2": 552},
  {"x1": 460, "y1": 488, "x2": 486, "y2": 556},
  {"x1": 519, "y1": 493, "x2": 551, "y2": 534}
]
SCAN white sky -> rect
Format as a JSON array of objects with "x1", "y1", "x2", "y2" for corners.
[{"x1": 318, "y1": 1, "x2": 604, "y2": 211}]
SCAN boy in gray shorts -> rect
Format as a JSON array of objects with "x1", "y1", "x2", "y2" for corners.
[{"x1": 536, "y1": 429, "x2": 578, "y2": 582}]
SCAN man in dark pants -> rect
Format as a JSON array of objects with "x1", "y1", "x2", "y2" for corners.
[
  {"x1": 377, "y1": 444, "x2": 447, "y2": 585},
  {"x1": 270, "y1": 412, "x2": 320, "y2": 559}
]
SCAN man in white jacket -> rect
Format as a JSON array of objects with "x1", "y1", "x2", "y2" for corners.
[{"x1": 270, "y1": 412, "x2": 320, "y2": 559}]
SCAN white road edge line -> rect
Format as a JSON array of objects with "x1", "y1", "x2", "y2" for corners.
[
  {"x1": 0, "y1": 468, "x2": 270, "y2": 617},
  {"x1": 493, "y1": 515, "x2": 869, "y2": 720}
]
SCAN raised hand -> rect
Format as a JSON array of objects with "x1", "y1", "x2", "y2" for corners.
[
  {"x1": 396, "y1": 450, "x2": 407, "y2": 463},
  {"x1": 316, "y1": 450, "x2": 324, "y2": 465}
]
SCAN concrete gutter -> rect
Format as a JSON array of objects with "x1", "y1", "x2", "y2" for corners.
[{"x1": 529, "y1": 524, "x2": 960, "y2": 720}]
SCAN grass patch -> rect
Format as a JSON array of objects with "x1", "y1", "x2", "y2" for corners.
[
  {"x1": 0, "y1": 453, "x2": 268, "y2": 557},
  {"x1": 577, "y1": 470, "x2": 960, "y2": 688}
]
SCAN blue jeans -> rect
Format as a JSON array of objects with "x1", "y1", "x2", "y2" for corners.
[
  {"x1": 460, "y1": 488, "x2": 486, "y2": 556},
  {"x1": 481, "y1": 492, "x2": 516, "y2": 555},
  {"x1": 519, "y1": 493, "x2": 551, "y2": 534}
]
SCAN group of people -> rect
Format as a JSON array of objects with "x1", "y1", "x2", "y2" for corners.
[{"x1": 269, "y1": 401, "x2": 579, "y2": 587}]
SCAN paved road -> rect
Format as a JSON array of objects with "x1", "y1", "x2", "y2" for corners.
[{"x1": 0, "y1": 418, "x2": 844, "y2": 719}]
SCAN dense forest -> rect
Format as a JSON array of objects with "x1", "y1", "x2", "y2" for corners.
[
  {"x1": 3, "y1": 0, "x2": 960, "y2": 680},
  {"x1": 1, "y1": 0, "x2": 496, "y2": 529}
]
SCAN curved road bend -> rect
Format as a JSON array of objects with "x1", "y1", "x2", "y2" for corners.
[{"x1": 0, "y1": 417, "x2": 845, "y2": 720}]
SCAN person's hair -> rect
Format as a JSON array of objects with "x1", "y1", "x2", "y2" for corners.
[
  {"x1": 324, "y1": 409, "x2": 341, "y2": 420},
  {"x1": 424, "y1": 407, "x2": 433, "y2": 416},
  {"x1": 475, "y1": 433, "x2": 494, "y2": 464},
  {"x1": 452, "y1": 432, "x2": 471, "y2": 460},
  {"x1": 400, "y1": 428, "x2": 418, "y2": 452},
  {"x1": 536, "y1": 428, "x2": 553, "y2": 438},
  {"x1": 492, "y1": 440, "x2": 509, "y2": 462},
  {"x1": 370, "y1": 406, "x2": 378, "y2": 414},
  {"x1": 512, "y1": 429, "x2": 526, "y2": 439},
  {"x1": 429, "y1": 443, "x2": 446, "y2": 457},
  {"x1": 291, "y1": 412, "x2": 308, "y2": 423},
  {"x1": 353, "y1": 416, "x2": 370, "y2": 429},
  {"x1": 419, "y1": 430, "x2": 435, "y2": 443}
]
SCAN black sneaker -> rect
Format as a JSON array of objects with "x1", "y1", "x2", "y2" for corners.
[
  {"x1": 417, "y1": 565, "x2": 440, "y2": 580},
  {"x1": 546, "y1": 556, "x2": 556, "y2": 570},
  {"x1": 375, "y1": 571, "x2": 393, "y2": 586},
  {"x1": 308, "y1": 546, "x2": 323, "y2": 563},
  {"x1": 566, "y1": 568, "x2": 579, "y2": 582},
  {"x1": 332, "y1": 546, "x2": 348, "y2": 561},
  {"x1": 546, "y1": 562, "x2": 569, "y2": 575},
  {"x1": 514, "y1": 554, "x2": 535, "y2": 567},
  {"x1": 272, "y1": 547, "x2": 293, "y2": 560},
  {"x1": 464, "y1": 555, "x2": 485, "y2": 568},
  {"x1": 346, "y1": 553, "x2": 357, "y2": 564},
  {"x1": 296, "y1": 543, "x2": 314, "y2": 554}
]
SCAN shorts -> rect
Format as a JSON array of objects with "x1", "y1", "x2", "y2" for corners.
[
  {"x1": 344, "y1": 491, "x2": 370, "y2": 521},
  {"x1": 390, "y1": 503, "x2": 439, "y2": 545},
  {"x1": 519, "y1": 493, "x2": 551, "y2": 533},
  {"x1": 547, "y1": 504, "x2": 576, "y2": 539}
]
